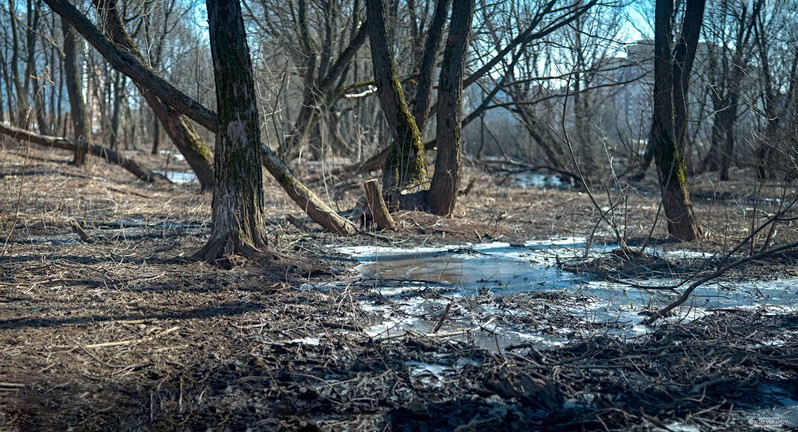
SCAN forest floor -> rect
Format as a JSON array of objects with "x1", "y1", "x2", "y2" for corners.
[{"x1": 1, "y1": 142, "x2": 797, "y2": 431}]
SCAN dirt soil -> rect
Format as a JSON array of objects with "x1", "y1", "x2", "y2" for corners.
[{"x1": 1, "y1": 143, "x2": 797, "y2": 431}]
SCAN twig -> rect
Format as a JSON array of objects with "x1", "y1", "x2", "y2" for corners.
[
  {"x1": 83, "y1": 326, "x2": 180, "y2": 349},
  {"x1": 70, "y1": 220, "x2": 94, "y2": 243},
  {"x1": 432, "y1": 302, "x2": 452, "y2": 333}
]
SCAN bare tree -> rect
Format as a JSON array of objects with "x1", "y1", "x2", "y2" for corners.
[
  {"x1": 650, "y1": 0, "x2": 704, "y2": 241},
  {"x1": 753, "y1": 0, "x2": 798, "y2": 179},
  {"x1": 43, "y1": 0, "x2": 356, "y2": 235},
  {"x1": 365, "y1": 0, "x2": 428, "y2": 202},
  {"x1": 93, "y1": 0, "x2": 215, "y2": 191},
  {"x1": 699, "y1": 0, "x2": 764, "y2": 180},
  {"x1": 427, "y1": 0, "x2": 475, "y2": 215},
  {"x1": 196, "y1": 0, "x2": 268, "y2": 264},
  {"x1": 245, "y1": 0, "x2": 368, "y2": 160},
  {"x1": 61, "y1": 18, "x2": 89, "y2": 166}
]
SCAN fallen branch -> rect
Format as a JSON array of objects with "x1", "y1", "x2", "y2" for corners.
[
  {"x1": 69, "y1": 220, "x2": 94, "y2": 243},
  {"x1": 260, "y1": 144, "x2": 357, "y2": 235},
  {"x1": 0, "y1": 123, "x2": 165, "y2": 183}
]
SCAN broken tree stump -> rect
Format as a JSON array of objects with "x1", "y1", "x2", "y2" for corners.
[{"x1": 364, "y1": 179, "x2": 397, "y2": 231}]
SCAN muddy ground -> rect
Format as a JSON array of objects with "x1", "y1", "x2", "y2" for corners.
[{"x1": 1, "y1": 142, "x2": 797, "y2": 431}]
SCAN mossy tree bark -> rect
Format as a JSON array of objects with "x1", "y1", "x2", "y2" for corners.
[
  {"x1": 365, "y1": 0, "x2": 428, "y2": 202},
  {"x1": 196, "y1": 0, "x2": 268, "y2": 264},
  {"x1": 93, "y1": 0, "x2": 215, "y2": 192},
  {"x1": 651, "y1": 0, "x2": 704, "y2": 241},
  {"x1": 427, "y1": 0, "x2": 474, "y2": 216},
  {"x1": 61, "y1": 19, "x2": 89, "y2": 167}
]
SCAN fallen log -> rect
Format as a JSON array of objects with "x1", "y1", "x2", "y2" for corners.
[{"x1": 0, "y1": 123, "x2": 165, "y2": 183}]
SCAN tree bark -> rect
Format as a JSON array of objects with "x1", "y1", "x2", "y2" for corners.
[
  {"x1": 196, "y1": 0, "x2": 269, "y2": 265},
  {"x1": 109, "y1": 71, "x2": 124, "y2": 150},
  {"x1": 651, "y1": 0, "x2": 703, "y2": 241},
  {"x1": 427, "y1": 0, "x2": 474, "y2": 216},
  {"x1": 365, "y1": 0, "x2": 428, "y2": 201},
  {"x1": 0, "y1": 122, "x2": 162, "y2": 182},
  {"x1": 61, "y1": 18, "x2": 90, "y2": 166}
]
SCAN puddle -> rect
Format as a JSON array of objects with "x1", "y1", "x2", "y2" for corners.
[
  {"x1": 513, "y1": 172, "x2": 565, "y2": 188},
  {"x1": 326, "y1": 239, "x2": 798, "y2": 353},
  {"x1": 154, "y1": 170, "x2": 197, "y2": 184},
  {"x1": 342, "y1": 240, "x2": 589, "y2": 295},
  {"x1": 159, "y1": 150, "x2": 186, "y2": 161}
]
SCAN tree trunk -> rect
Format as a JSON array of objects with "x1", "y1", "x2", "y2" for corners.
[
  {"x1": 0, "y1": 122, "x2": 163, "y2": 182},
  {"x1": 196, "y1": 0, "x2": 268, "y2": 265},
  {"x1": 151, "y1": 116, "x2": 161, "y2": 155},
  {"x1": 61, "y1": 18, "x2": 90, "y2": 166},
  {"x1": 9, "y1": 0, "x2": 29, "y2": 127},
  {"x1": 25, "y1": 0, "x2": 47, "y2": 133},
  {"x1": 427, "y1": 0, "x2": 474, "y2": 216},
  {"x1": 365, "y1": 0, "x2": 428, "y2": 202},
  {"x1": 651, "y1": 0, "x2": 703, "y2": 241},
  {"x1": 109, "y1": 71, "x2": 124, "y2": 149}
]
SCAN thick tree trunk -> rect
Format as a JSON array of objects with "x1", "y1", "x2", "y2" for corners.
[
  {"x1": 0, "y1": 122, "x2": 163, "y2": 182},
  {"x1": 651, "y1": 0, "x2": 703, "y2": 241},
  {"x1": 61, "y1": 19, "x2": 90, "y2": 166},
  {"x1": 196, "y1": 0, "x2": 268, "y2": 265},
  {"x1": 427, "y1": 0, "x2": 474, "y2": 216},
  {"x1": 365, "y1": 0, "x2": 428, "y2": 202}
]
